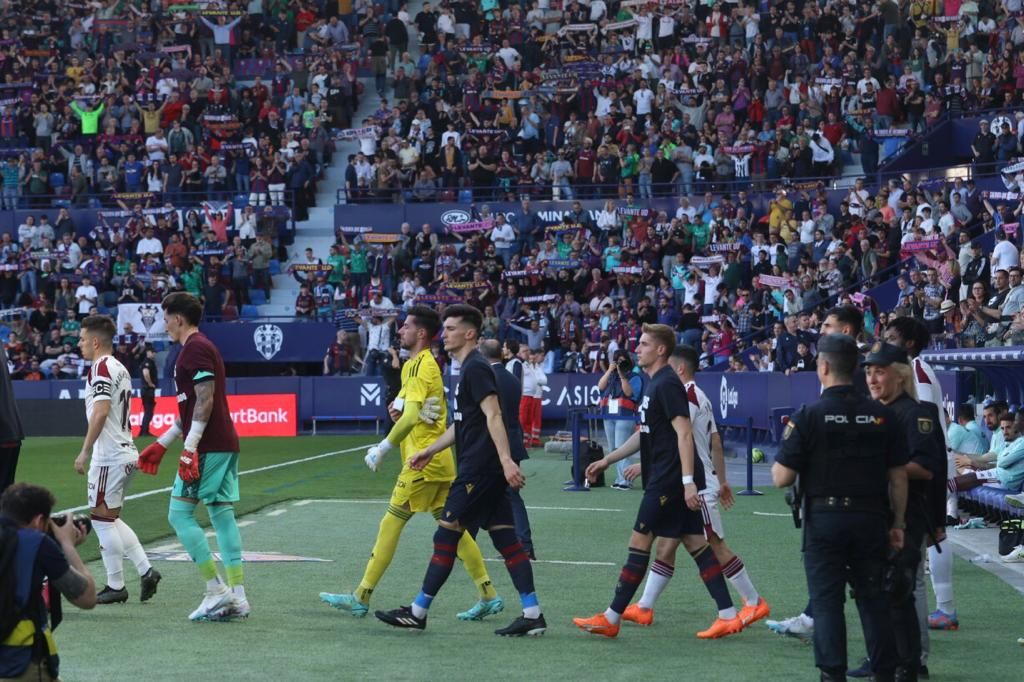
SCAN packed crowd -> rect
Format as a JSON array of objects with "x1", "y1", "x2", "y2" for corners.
[
  {"x1": 315, "y1": 168, "x2": 1022, "y2": 376},
  {"x1": 0, "y1": 0, "x2": 358, "y2": 219},
  {"x1": 341, "y1": 0, "x2": 1024, "y2": 204},
  {"x1": 0, "y1": 0, "x2": 376, "y2": 376}
]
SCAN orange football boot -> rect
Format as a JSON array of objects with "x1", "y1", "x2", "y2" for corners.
[
  {"x1": 739, "y1": 598, "x2": 771, "y2": 627},
  {"x1": 622, "y1": 604, "x2": 654, "y2": 626},
  {"x1": 697, "y1": 616, "x2": 744, "y2": 639},
  {"x1": 573, "y1": 613, "x2": 620, "y2": 638}
]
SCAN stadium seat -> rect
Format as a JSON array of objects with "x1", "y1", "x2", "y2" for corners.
[
  {"x1": 49, "y1": 172, "x2": 65, "y2": 190},
  {"x1": 269, "y1": 260, "x2": 281, "y2": 275},
  {"x1": 234, "y1": 194, "x2": 249, "y2": 207},
  {"x1": 241, "y1": 305, "x2": 260, "y2": 319},
  {"x1": 250, "y1": 289, "x2": 266, "y2": 305}
]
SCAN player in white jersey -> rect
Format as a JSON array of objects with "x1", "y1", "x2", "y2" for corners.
[
  {"x1": 617, "y1": 345, "x2": 770, "y2": 628},
  {"x1": 884, "y1": 317, "x2": 959, "y2": 637},
  {"x1": 76, "y1": 315, "x2": 161, "y2": 604}
]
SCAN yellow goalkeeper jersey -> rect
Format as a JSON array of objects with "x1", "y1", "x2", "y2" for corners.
[{"x1": 396, "y1": 349, "x2": 455, "y2": 483}]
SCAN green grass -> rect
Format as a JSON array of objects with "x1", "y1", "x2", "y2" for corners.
[{"x1": 14, "y1": 438, "x2": 1024, "y2": 681}]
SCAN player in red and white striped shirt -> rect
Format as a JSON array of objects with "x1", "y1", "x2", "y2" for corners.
[{"x1": 76, "y1": 315, "x2": 160, "y2": 604}]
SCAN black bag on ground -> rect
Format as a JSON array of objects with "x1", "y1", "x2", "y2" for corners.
[
  {"x1": 998, "y1": 518, "x2": 1024, "y2": 556},
  {"x1": 571, "y1": 440, "x2": 605, "y2": 488}
]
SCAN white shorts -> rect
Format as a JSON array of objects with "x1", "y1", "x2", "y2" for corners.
[
  {"x1": 699, "y1": 493, "x2": 725, "y2": 540},
  {"x1": 87, "y1": 462, "x2": 137, "y2": 510}
]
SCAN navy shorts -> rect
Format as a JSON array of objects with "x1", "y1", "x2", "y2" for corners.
[
  {"x1": 633, "y1": 489, "x2": 706, "y2": 539},
  {"x1": 441, "y1": 473, "x2": 512, "y2": 531}
]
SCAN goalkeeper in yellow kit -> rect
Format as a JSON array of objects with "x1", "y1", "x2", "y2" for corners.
[{"x1": 319, "y1": 305, "x2": 504, "y2": 620}]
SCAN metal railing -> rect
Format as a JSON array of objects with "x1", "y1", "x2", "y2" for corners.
[{"x1": 334, "y1": 160, "x2": 1003, "y2": 207}]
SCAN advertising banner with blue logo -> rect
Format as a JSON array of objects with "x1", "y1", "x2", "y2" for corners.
[
  {"x1": 14, "y1": 370, "x2": 965, "y2": 433},
  {"x1": 199, "y1": 322, "x2": 338, "y2": 363}
]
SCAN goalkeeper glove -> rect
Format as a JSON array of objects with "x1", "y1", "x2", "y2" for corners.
[
  {"x1": 419, "y1": 396, "x2": 442, "y2": 425},
  {"x1": 178, "y1": 450, "x2": 200, "y2": 482},
  {"x1": 137, "y1": 442, "x2": 167, "y2": 475},
  {"x1": 364, "y1": 439, "x2": 393, "y2": 472}
]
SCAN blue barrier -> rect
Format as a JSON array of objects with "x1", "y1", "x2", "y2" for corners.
[{"x1": 12, "y1": 369, "x2": 965, "y2": 434}]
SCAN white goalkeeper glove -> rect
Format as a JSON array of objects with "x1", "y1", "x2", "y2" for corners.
[
  {"x1": 419, "y1": 396, "x2": 442, "y2": 425},
  {"x1": 364, "y1": 439, "x2": 393, "y2": 472}
]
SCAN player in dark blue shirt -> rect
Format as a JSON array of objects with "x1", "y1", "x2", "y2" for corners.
[
  {"x1": 574, "y1": 324, "x2": 744, "y2": 640},
  {"x1": 375, "y1": 304, "x2": 545, "y2": 637}
]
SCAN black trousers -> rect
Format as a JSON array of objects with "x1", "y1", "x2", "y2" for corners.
[
  {"x1": 803, "y1": 510, "x2": 898, "y2": 681},
  {"x1": 140, "y1": 392, "x2": 156, "y2": 436},
  {"x1": 891, "y1": 525, "x2": 926, "y2": 680},
  {"x1": 0, "y1": 443, "x2": 22, "y2": 494}
]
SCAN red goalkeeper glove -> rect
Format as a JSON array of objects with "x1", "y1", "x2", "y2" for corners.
[
  {"x1": 137, "y1": 442, "x2": 167, "y2": 475},
  {"x1": 178, "y1": 450, "x2": 200, "y2": 483}
]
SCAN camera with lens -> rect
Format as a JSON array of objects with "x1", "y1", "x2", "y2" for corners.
[{"x1": 49, "y1": 513, "x2": 93, "y2": 538}]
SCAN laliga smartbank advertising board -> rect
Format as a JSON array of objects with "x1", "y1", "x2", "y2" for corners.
[{"x1": 129, "y1": 394, "x2": 297, "y2": 437}]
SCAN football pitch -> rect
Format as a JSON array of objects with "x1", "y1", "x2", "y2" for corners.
[{"x1": 14, "y1": 436, "x2": 1023, "y2": 681}]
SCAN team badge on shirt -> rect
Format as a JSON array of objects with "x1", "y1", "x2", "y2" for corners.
[{"x1": 918, "y1": 417, "x2": 933, "y2": 434}]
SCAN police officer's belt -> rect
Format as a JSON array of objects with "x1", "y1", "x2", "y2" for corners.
[{"x1": 809, "y1": 496, "x2": 887, "y2": 513}]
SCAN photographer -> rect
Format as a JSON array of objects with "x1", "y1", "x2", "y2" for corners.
[
  {"x1": 597, "y1": 350, "x2": 644, "y2": 491},
  {"x1": 1, "y1": 483, "x2": 97, "y2": 681}
]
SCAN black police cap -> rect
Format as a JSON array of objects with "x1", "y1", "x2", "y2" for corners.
[
  {"x1": 862, "y1": 342, "x2": 909, "y2": 367},
  {"x1": 816, "y1": 333, "x2": 858, "y2": 356}
]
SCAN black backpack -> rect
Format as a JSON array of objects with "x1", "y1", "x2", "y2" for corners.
[
  {"x1": 999, "y1": 518, "x2": 1024, "y2": 557},
  {"x1": 0, "y1": 519, "x2": 21, "y2": 642},
  {"x1": 571, "y1": 440, "x2": 606, "y2": 488}
]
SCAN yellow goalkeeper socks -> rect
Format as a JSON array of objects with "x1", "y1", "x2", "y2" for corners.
[
  {"x1": 356, "y1": 505, "x2": 411, "y2": 604},
  {"x1": 457, "y1": 529, "x2": 498, "y2": 601}
]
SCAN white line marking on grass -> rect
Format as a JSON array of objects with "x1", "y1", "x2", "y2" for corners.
[
  {"x1": 236, "y1": 520, "x2": 256, "y2": 527},
  {"x1": 301, "y1": 499, "x2": 624, "y2": 512},
  {"x1": 152, "y1": 542, "x2": 182, "y2": 551},
  {"x1": 266, "y1": 509, "x2": 288, "y2": 516},
  {"x1": 752, "y1": 511, "x2": 791, "y2": 517},
  {"x1": 484, "y1": 558, "x2": 615, "y2": 567},
  {"x1": 526, "y1": 506, "x2": 623, "y2": 513},
  {"x1": 55, "y1": 445, "x2": 369, "y2": 514}
]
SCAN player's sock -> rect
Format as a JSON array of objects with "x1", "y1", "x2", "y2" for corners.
[
  {"x1": 416, "y1": 526, "x2": 462, "y2": 613},
  {"x1": 208, "y1": 504, "x2": 244, "y2": 586},
  {"x1": 168, "y1": 498, "x2": 216, "y2": 585},
  {"x1": 637, "y1": 559, "x2": 674, "y2": 609},
  {"x1": 610, "y1": 546, "x2": 650, "y2": 617},
  {"x1": 690, "y1": 544, "x2": 736, "y2": 619},
  {"x1": 929, "y1": 541, "x2": 955, "y2": 614},
  {"x1": 355, "y1": 505, "x2": 411, "y2": 604},
  {"x1": 453, "y1": 522, "x2": 498, "y2": 601},
  {"x1": 92, "y1": 516, "x2": 125, "y2": 590},
  {"x1": 490, "y1": 527, "x2": 539, "y2": 617},
  {"x1": 411, "y1": 592, "x2": 433, "y2": 619},
  {"x1": 114, "y1": 518, "x2": 152, "y2": 576},
  {"x1": 722, "y1": 555, "x2": 760, "y2": 606}
]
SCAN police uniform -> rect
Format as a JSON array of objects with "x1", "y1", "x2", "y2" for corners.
[
  {"x1": 776, "y1": 335, "x2": 906, "y2": 682},
  {"x1": 863, "y1": 343, "x2": 947, "y2": 682}
]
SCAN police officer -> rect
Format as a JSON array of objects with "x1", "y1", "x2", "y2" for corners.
[
  {"x1": 772, "y1": 334, "x2": 909, "y2": 682},
  {"x1": 863, "y1": 342, "x2": 947, "y2": 682}
]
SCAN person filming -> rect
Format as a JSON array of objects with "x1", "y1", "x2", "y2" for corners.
[{"x1": 0, "y1": 483, "x2": 97, "y2": 681}]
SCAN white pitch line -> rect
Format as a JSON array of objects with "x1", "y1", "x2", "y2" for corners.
[
  {"x1": 526, "y1": 506, "x2": 623, "y2": 513},
  {"x1": 752, "y1": 511, "x2": 791, "y2": 517},
  {"x1": 236, "y1": 520, "x2": 256, "y2": 527},
  {"x1": 151, "y1": 542, "x2": 182, "y2": 551},
  {"x1": 266, "y1": 509, "x2": 288, "y2": 516},
  {"x1": 484, "y1": 558, "x2": 615, "y2": 567},
  {"x1": 300, "y1": 499, "x2": 624, "y2": 512},
  {"x1": 55, "y1": 444, "x2": 370, "y2": 514}
]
